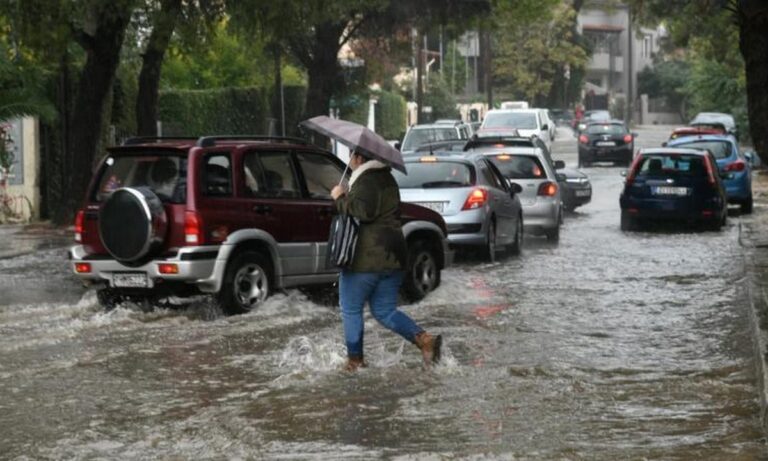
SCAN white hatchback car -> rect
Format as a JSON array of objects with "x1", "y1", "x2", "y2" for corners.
[{"x1": 478, "y1": 109, "x2": 553, "y2": 151}]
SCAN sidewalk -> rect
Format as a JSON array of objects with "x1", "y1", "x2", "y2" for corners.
[
  {"x1": 738, "y1": 170, "x2": 768, "y2": 432},
  {"x1": 0, "y1": 222, "x2": 72, "y2": 259}
]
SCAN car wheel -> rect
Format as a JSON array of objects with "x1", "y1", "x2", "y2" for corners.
[
  {"x1": 509, "y1": 214, "x2": 523, "y2": 256},
  {"x1": 620, "y1": 210, "x2": 635, "y2": 231},
  {"x1": 741, "y1": 196, "x2": 753, "y2": 214},
  {"x1": 485, "y1": 220, "x2": 497, "y2": 261},
  {"x1": 402, "y1": 239, "x2": 441, "y2": 302},
  {"x1": 218, "y1": 250, "x2": 272, "y2": 315}
]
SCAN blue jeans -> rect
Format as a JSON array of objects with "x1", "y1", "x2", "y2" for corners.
[{"x1": 339, "y1": 270, "x2": 424, "y2": 358}]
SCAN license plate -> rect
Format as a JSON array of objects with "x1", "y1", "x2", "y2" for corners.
[
  {"x1": 112, "y1": 272, "x2": 148, "y2": 288},
  {"x1": 415, "y1": 201, "x2": 445, "y2": 213},
  {"x1": 575, "y1": 190, "x2": 591, "y2": 197},
  {"x1": 652, "y1": 186, "x2": 689, "y2": 196},
  {"x1": 595, "y1": 141, "x2": 616, "y2": 147}
]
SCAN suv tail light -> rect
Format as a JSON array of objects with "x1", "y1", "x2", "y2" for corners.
[
  {"x1": 74, "y1": 209, "x2": 84, "y2": 242},
  {"x1": 624, "y1": 154, "x2": 643, "y2": 187},
  {"x1": 462, "y1": 188, "x2": 488, "y2": 210},
  {"x1": 724, "y1": 159, "x2": 746, "y2": 172},
  {"x1": 623, "y1": 134, "x2": 633, "y2": 143},
  {"x1": 184, "y1": 211, "x2": 204, "y2": 245},
  {"x1": 578, "y1": 134, "x2": 588, "y2": 144},
  {"x1": 703, "y1": 155, "x2": 717, "y2": 186},
  {"x1": 537, "y1": 181, "x2": 558, "y2": 197}
]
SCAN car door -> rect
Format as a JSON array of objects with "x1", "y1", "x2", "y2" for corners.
[
  {"x1": 241, "y1": 149, "x2": 312, "y2": 277},
  {"x1": 478, "y1": 159, "x2": 516, "y2": 244},
  {"x1": 294, "y1": 150, "x2": 348, "y2": 275}
]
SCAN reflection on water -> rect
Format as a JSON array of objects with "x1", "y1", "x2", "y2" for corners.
[{"x1": 0, "y1": 166, "x2": 765, "y2": 459}]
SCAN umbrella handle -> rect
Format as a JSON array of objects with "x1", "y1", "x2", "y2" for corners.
[{"x1": 338, "y1": 162, "x2": 351, "y2": 188}]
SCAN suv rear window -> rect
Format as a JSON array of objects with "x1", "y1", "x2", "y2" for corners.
[
  {"x1": 636, "y1": 154, "x2": 708, "y2": 177},
  {"x1": 95, "y1": 154, "x2": 187, "y2": 203},
  {"x1": 487, "y1": 154, "x2": 546, "y2": 179},
  {"x1": 483, "y1": 112, "x2": 537, "y2": 130},
  {"x1": 402, "y1": 128, "x2": 460, "y2": 151},
  {"x1": 394, "y1": 162, "x2": 474, "y2": 188},
  {"x1": 670, "y1": 140, "x2": 732, "y2": 159}
]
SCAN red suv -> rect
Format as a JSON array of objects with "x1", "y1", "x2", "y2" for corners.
[{"x1": 70, "y1": 136, "x2": 451, "y2": 314}]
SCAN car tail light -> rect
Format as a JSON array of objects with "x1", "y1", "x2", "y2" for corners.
[
  {"x1": 703, "y1": 155, "x2": 717, "y2": 186},
  {"x1": 724, "y1": 160, "x2": 746, "y2": 172},
  {"x1": 624, "y1": 154, "x2": 643, "y2": 187},
  {"x1": 578, "y1": 134, "x2": 588, "y2": 144},
  {"x1": 537, "y1": 181, "x2": 558, "y2": 197},
  {"x1": 74, "y1": 209, "x2": 84, "y2": 243},
  {"x1": 623, "y1": 134, "x2": 633, "y2": 143},
  {"x1": 158, "y1": 263, "x2": 179, "y2": 275},
  {"x1": 462, "y1": 188, "x2": 488, "y2": 210},
  {"x1": 184, "y1": 211, "x2": 204, "y2": 245},
  {"x1": 74, "y1": 262, "x2": 91, "y2": 273}
]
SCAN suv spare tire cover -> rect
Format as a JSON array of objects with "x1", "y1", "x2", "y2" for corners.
[{"x1": 99, "y1": 187, "x2": 168, "y2": 266}]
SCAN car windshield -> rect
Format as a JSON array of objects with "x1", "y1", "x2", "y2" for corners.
[
  {"x1": 94, "y1": 154, "x2": 187, "y2": 203},
  {"x1": 487, "y1": 154, "x2": 546, "y2": 179},
  {"x1": 635, "y1": 154, "x2": 708, "y2": 177},
  {"x1": 393, "y1": 161, "x2": 474, "y2": 188},
  {"x1": 670, "y1": 140, "x2": 732, "y2": 159},
  {"x1": 483, "y1": 112, "x2": 537, "y2": 130},
  {"x1": 586, "y1": 124, "x2": 626, "y2": 135},
  {"x1": 401, "y1": 128, "x2": 459, "y2": 151}
]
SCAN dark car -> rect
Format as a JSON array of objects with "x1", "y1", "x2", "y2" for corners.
[
  {"x1": 70, "y1": 136, "x2": 452, "y2": 314},
  {"x1": 549, "y1": 108, "x2": 575, "y2": 127},
  {"x1": 619, "y1": 148, "x2": 727, "y2": 231},
  {"x1": 578, "y1": 120, "x2": 636, "y2": 167},
  {"x1": 575, "y1": 109, "x2": 611, "y2": 133}
]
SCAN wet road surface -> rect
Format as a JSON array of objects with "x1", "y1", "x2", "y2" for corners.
[{"x1": 0, "y1": 127, "x2": 766, "y2": 459}]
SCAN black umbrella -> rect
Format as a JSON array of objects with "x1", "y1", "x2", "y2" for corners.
[{"x1": 300, "y1": 115, "x2": 407, "y2": 174}]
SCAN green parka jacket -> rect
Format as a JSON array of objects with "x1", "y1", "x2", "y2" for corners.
[{"x1": 334, "y1": 162, "x2": 407, "y2": 272}]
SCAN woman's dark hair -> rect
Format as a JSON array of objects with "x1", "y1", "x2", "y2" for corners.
[{"x1": 353, "y1": 151, "x2": 371, "y2": 163}]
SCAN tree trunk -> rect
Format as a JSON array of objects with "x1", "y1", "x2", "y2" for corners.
[
  {"x1": 301, "y1": 22, "x2": 345, "y2": 119},
  {"x1": 137, "y1": 0, "x2": 182, "y2": 137},
  {"x1": 60, "y1": 3, "x2": 133, "y2": 224},
  {"x1": 737, "y1": 3, "x2": 768, "y2": 164}
]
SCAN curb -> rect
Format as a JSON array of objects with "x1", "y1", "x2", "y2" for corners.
[{"x1": 746, "y1": 264, "x2": 768, "y2": 432}]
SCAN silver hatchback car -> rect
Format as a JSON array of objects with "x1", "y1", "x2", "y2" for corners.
[
  {"x1": 393, "y1": 153, "x2": 524, "y2": 261},
  {"x1": 471, "y1": 147, "x2": 564, "y2": 241}
]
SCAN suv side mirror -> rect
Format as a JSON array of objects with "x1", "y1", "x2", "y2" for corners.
[
  {"x1": 554, "y1": 160, "x2": 565, "y2": 170},
  {"x1": 394, "y1": 142, "x2": 401, "y2": 151}
]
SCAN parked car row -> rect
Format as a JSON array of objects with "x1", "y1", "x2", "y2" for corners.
[{"x1": 619, "y1": 111, "x2": 754, "y2": 231}]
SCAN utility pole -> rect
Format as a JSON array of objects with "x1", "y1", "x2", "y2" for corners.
[{"x1": 626, "y1": 7, "x2": 633, "y2": 125}]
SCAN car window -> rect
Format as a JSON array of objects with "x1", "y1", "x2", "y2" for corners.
[
  {"x1": 483, "y1": 112, "x2": 537, "y2": 130},
  {"x1": 393, "y1": 162, "x2": 474, "y2": 188},
  {"x1": 487, "y1": 154, "x2": 546, "y2": 179},
  {"x1": 402, "y1": 128, "x2": 459, "y2": 151},
  {"x1": 670, "y1": 140, "x2": 732, "y2": 159},
  {"x1": 636, "y1": 154, "x2": 708, "y2": 177},
  {"x1": 94, "y1": 154, "x2": 187, "y2": 203},
  {"x1": 586, "y1": 124, "x2": 626, "y2": 135},
  {"x1": 296, "y1": 152, "x2": 344, "y2": 199},
  {"x1": 482, "y1": 159, "x2": 507, "y2": 190},
  {"x1": 203, "y1": 154, "x2": 232, "y2": 197},
  {"x1": 245, "y1": 151, "x2": 300, "y2": 198}
]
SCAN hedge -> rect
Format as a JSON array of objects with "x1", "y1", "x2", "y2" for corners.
[{"x1": 375, "y1": 90, "x2": 407, "y2": 141}]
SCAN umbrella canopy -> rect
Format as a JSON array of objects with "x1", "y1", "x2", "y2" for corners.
[{"x1": 300, "y1": 115, "x2": 407, "y2": 174}]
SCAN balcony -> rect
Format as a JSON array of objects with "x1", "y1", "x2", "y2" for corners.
[{"x1": 589, "y1": 52, "x2": 624, "y2": 73}]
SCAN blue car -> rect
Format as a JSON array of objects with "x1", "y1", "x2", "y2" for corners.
[
  {"x1": 619, "y1": 148, "x2": 728, "y2": 231},
  {"x1": 667, "y1": 134, "x2": 753, "y2": 213}
]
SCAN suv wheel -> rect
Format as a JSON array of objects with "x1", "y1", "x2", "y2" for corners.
[
  {"x1": 218, "y1": 250, "x2": 272, "y2": 315},
  {"x1": 402, "y1": 240, "x2": 440, "y2": 302}
]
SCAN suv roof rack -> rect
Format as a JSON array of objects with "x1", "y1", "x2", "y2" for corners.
[
  {"x1": 122, "y1": 136, "x2": 198, "y2": 146},
  {"x1": 195, "y1": 135, "x2": 309, "y2": 148}
]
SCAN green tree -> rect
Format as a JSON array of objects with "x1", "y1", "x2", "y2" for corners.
[{"x1": 637, "y1": 59, "x2": 691, "y2": 120}]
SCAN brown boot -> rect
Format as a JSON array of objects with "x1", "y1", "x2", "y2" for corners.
[
  {"x1": 414, "y1": 332, "x2": 442, "y2": 365},
  {"x1": 343, "y1": 356, "x2": 367, "y2": 372}
]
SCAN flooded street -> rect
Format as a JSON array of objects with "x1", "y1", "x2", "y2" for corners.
[{"x1": 1, "y1": 127, "x2": 766, "y2": 459}]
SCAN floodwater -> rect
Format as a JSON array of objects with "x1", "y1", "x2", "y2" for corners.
[{"x1": 0, "y1": 127, "x2": 765, "y2": 459}]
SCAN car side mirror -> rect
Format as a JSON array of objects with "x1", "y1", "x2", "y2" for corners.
[
  {"x1": 745, "y1": 151, "x2": 755, "y2": 163},
  {"x1": 394, "y1": 142, "x2": 401, "y2": 151},
  {"x1": 556, "y1": 173, "x2": 567, "y2": 182},
  {"x1": 554, "y1": 160, "x2": 565, "y2": 170},
  {"x1": 542, "y1": 124, "x2": 549, "y2": 131},
  {"x1": 508, "y1": 181, "x2": 523, "y2": 195},
  {"x1": 661, "y1": 141, "x2": 668, "y2": 147}
]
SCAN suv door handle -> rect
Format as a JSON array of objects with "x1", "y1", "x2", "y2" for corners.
[{"x1": 253, "y1": 204, "x2": 272, "y2": 214}]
